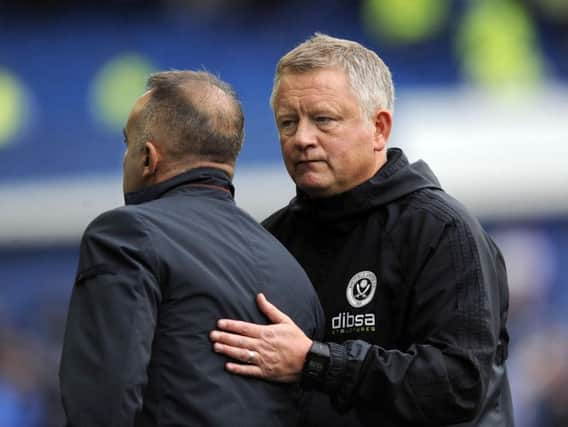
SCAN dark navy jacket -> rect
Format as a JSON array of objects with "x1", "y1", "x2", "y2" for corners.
[
  {"x1": 264, "y1": 149, "x2": 513, "y2": 426},
  {"x1": 60, "y1": 167, "x2": 325, "y2": 427}
]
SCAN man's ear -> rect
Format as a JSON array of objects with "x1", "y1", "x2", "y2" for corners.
[
  {"x1": 142, "y1": 141, "x2": 161, "y2": 178},
  {"x1": 372, "y1": 109, "x2": 392, "y2": 152}
]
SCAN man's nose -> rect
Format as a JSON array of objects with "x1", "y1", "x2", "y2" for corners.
[{"x1": 293, "y1": 120, "x2": 317, "y2": 149}]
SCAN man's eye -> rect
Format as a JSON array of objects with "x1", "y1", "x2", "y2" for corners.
[
  {"x1": 280, "y1": 120, "x2": 296, "y2": 129},
  {"x1": 315, "y1": 116, "x2": 333, "y2": 124}
]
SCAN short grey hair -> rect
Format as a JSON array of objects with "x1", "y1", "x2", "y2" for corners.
[
  {"x1": 139, "y1": 70, "x2": 244, "y2": 165},
  {"x1": 270, "y1": 33, "x2": 395, "y2": 117}
]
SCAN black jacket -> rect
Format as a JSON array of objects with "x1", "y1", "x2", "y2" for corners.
[
  {"x1": 60, "y1": 167, "x2": 325, "y2": 427},
  {"x1": 263, "y1": 149, "x2": 513, "y2": 426}
]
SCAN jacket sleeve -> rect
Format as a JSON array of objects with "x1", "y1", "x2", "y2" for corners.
[
  {"x1": 316, "y1": 215, "x2": 504, "y2": 425},
  {"x1": 59, "y1": 209, "x2": 162, "y2": 427}
]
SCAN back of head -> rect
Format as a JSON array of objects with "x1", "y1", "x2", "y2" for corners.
[
  {"x1": 139, "y1": 70, "x2": 244, "y2": 167},
  {"x1": 270, "y1": 33, "x2": 395, "y2": 117}
]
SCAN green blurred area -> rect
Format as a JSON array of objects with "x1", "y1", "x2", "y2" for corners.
[
  {"x1": 456, "y1": 0, "x2": 545, "y2": 92},
  {"x1": 90, "y1": 53, "x2": 156, "y2": 132},
  {"x1": 0, "y1": 69, "x2": 26, "y2": 147},
  {"x1": 361, "y1": 0, "x2": 450, "y2": 44}
]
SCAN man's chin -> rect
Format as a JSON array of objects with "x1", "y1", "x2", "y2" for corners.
[{"x1": 294, "y1": 179, "x2": 332, "y2": 198}]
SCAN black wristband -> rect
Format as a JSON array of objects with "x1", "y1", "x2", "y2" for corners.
[{"x1": 301, "y1": 341, "x2": 331, "y2": 389}]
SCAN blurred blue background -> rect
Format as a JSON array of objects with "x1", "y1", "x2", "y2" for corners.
[{"x1": 1, "y1": 0, "x2": 567, "y2": 425}]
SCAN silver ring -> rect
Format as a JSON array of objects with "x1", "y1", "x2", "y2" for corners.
[{"x1": 246, "y1": 350, "x2": 255, "y2": 364}]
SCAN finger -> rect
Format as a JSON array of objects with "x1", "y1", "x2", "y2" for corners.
[
  {"x1": 216, "y1": 319, "x2": 263, "y2": 338},
  {"x1": 209, "y1": 330, "x2": 257, "y2": 350},
  {"x1": 225, "y1": 362, "x2": 266, "y2": 379},
  {"x1": 257, "y1": 293, "x2": 291, "y2": 324},
  {"x1": 213, "y1": 342, "x2": 258, "y2": 364}
]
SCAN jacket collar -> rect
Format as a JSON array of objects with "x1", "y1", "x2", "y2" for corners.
[
  {"x1": 290, "y1": 148, "x2": 442, "y2": 222},
  {"x1": 124, "y1": 167, "x2": 234, "y2": 206}
]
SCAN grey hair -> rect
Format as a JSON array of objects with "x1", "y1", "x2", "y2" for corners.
[
  {"x1": 270, "y1": 33, "x2": 395, "y2": 117},
  {"x1": 138, "y1": 70, "x2": 244, "y2": 164}
]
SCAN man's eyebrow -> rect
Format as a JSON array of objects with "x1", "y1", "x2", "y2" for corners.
[
  {"x1": 275, "y1": 108, "x2": 295, "y2": 116},
  {"x1": 122, "y1": 128, "x2": 127, "y2": 140}
]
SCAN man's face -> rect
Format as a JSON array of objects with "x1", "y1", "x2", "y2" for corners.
[
  {"x1": 273, "y1": 68, "x2": 386, "y2": 198},
  {"x1": 122, "y1": 93, "x2": 151, "y2": 194}
]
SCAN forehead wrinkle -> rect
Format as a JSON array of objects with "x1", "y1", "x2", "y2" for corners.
[
  {"x1": 275, "y1": 88, "x2": 347, "y2": 117},
  {"x1": 275, "y1": 70, "x2": 354, "y2": 110}
]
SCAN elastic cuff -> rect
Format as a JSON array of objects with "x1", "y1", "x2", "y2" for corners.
[{"x1": 323, "y1": 342, "x2": 347, "y2": 394}]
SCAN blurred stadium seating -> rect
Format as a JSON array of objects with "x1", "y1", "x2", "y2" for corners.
[{"x1": 1, "y1": 1, "x2": 567, "y2": 425}]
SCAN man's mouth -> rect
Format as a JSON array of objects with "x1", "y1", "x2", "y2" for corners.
[{"x1": 297, "y1": 159, "x2": 323, "y2": 165}]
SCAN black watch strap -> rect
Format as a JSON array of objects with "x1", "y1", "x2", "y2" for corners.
[{"x1": 302, "y1": 341, "x2": 331, "y2": 389}]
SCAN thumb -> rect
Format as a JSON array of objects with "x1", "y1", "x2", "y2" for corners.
[{"x1": 257, "y1": 293, "x2": 291, "y2": 324}]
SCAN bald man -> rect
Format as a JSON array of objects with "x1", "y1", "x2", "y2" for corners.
[{"x1": 59, "y1": 71, "x2": 324, "y2": 427}]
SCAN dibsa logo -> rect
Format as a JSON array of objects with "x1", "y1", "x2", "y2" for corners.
[
  {"x1": 346, "y1": 271, "x2": 377, "y2": 308},
  {"x1": 330, "y1": 271, "x2": 378, "y2": 335}
]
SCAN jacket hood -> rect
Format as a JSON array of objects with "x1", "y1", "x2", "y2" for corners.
[{"x1": 290, "y1": 148, "x2": 442, "y2": 222}]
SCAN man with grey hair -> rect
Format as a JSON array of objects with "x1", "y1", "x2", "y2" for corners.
[
  {"x1": 211, "y1": 34, "x2": 514, "y2": 426},
  {"x1": 59, "y1": 70, "x2": 324, "y2": 426}
]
